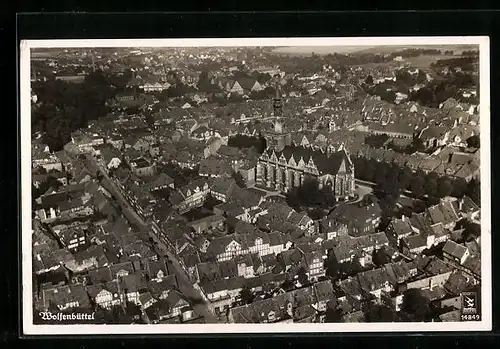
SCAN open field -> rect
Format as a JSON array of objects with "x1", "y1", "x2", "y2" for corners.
[
  {"x1": 404, "y1": 54, "x2": 449, "y2": 70},
  {"x1": 273, "y1": 44, "x2": 479, "y2": 57},
  {"x1": 272, "y1": 46, "x2": 375, "y2": 56}
]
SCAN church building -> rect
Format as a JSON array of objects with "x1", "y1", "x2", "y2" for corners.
[{"x1": 256, "y1": 77, "x2": 356, "y2": 201}]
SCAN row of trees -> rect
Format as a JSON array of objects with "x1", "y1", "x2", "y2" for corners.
[
  {"x1": 408, "y1": 71, "x2": 477, "y2": 108},
  {"x1": 462, "y1": 50, "x2": 480, "y2": 56},
  {"x1": 431, "y1": 56, "x2": 478, "y2": 71},
  {"x1": 227, "y1": 134, "x2": 267, "y2": 154},
  {"x1": 394, "y1": 68, "x2": 428, "y2": 86},
  {"x1": 231, "y1": 70, "x2": 274, "y2": 84},
  {"x1": 392, "y1": 48, "x2": 442, "y2": 58},
  {"x1": 352, "y1": 155, "x2": 480, "y2": 203}
]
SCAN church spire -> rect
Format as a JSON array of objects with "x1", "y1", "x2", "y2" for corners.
[{"x1": 273, "y1": 74, "x2": 283, "y2": 133}]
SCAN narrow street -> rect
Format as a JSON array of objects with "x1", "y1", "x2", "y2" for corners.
[{"x1": 84, "y1": 154, "x2": 218, "y2": 323}]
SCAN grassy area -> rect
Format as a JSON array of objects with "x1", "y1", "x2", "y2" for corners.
[
  {"x1": 349, "y1": 61, "x2": 396, "y2": 69},
  {"x1": 403, "y1": 54, "x2": 452, "y2": 70},
  {"x1": 352, "y1": 54, "x2": 471, "y2": 72}
]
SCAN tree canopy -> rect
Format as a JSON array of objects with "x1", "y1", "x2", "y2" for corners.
[
  {"x1": 401, "y1": 288, "x2": 432, "y2": 322},
  {"x1": 32, "y1": 70, "x2": 120, "y2": 151}
]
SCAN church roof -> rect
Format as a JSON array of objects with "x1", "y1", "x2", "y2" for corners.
[{"x1": 263, "y1": 145, "x2": 353, "y2": 176}]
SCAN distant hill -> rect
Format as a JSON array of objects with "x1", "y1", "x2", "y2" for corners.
[
  {"x1": 272, "y1": 46, "x2": 373, "y2": 56},
  {"x1": 353, "y1": 45, "x2": 479, "y2": 55}
]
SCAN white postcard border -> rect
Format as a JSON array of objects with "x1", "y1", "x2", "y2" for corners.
[{"x1": 20, "y1": 36, "x2": 491, "y2": 335}]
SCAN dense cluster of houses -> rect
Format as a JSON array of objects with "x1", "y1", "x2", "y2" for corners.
[
  {"x1": 32, "y1": 199, "x2": 199, "y2": 324},
  {"x1": 136, "y1": 176, "x2": 479, "y2": 322}
]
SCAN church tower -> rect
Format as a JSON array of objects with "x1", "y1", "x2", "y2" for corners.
[
  {"x1": 264, "y1": 75, "x2": 291, "y2": 151},
  {"x1": 273, "y1": 77, "x2": 283, "y2": 132}
]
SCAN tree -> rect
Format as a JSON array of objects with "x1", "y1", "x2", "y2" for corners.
[
  {"x1": 424, "y1": 174, "x2": 438, "y2": 197},
  {"x1": 365, "y1": 75, "x2": 374, "y2": 85},
  {"x1": 451, "y1": 177, "x2": 468, "y2": 198},
  {"x1": 379, "y1": 194, "x2": 398, "y2": 218},
  {"x1": 416, "y1": 69, "x2": 428, "y2": 84},
  {"x1": 239, "y1": 286, "x2": 255, "y2": 305},
  {"x1": 264, "y1": 86, "x2": 276, "y2": 97},
  {"x1": 256, "y1": 134, "x2": 267, "y2": 154},
  {"x1": 364, "y1": 303, "x2": 400, "y2": 322},
  {"x1": 228, "y1": 134, "x2": 260, "y2": 149},
  {"x1": 308, "y1": 207, "x2": 326, "y2": 220},
  {"x1": 281, "y1": 279, "x2": 295, "y2": 292},
  {"x1": 374, "y1": 162, "x2": 388, "y2": 186},
  {"x1": 384, "y1": 165, "x2": 401, "y2": 196},
  {"x1": 372, "y1": 248, "x2": 391, "y2": 266},
  {"x1": 353, "y1": 157, "x2": 366, "y2": 179},
  {"x1": 410, "y1": 176, "x2": 426, "y2": 197},
  {"x1": 231, "y1": 171, "x2": 246, "y2": 187},
  {"x1": 33, "y1": 175, "x2": 63, "y2": 198},
  {"x1": 324, "y1": 303, "x2": 343, "y2": 323},
  {"x1": 401, "y1": 288, "x2": 431, "y2": 322},
  {"x1": 32, "y1": 70, "x2": 117, "y2": 151},
  {"x1": 297, "y1": 266, "x2": 310, "y2": 286},
  {"x1": 398, "y1": 167, "x2": 413, "y2": 190},
  {"x1": 411, "y1": 137, "x2": 425, "y2": 152},
  {"x1": 324, "y1": 252, "x2": 339, "y2": 280},
  {"x1": 364, "y1": 134, "x2": 389, "y2": 148},
  {"x1": 364, "y1": 160, "x2": 376, "y2": 182},
  {"x1": 463, "y1": 221, "x2": 481, "y2": 241},
  {"x1": 437, "y1": 177, "x2": 453, "y2": 198},
  {"x1": 257, "y1": 72, "x2": 272, "y2": 84},
  {"x1": 466, "y1": 135, "x2": 480, "y2": 148},
  {"x1": 467, "y1": 178, "x2": 480, "y2": 204}
]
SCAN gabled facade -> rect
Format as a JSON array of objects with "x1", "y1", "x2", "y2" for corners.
[{"x1": 256, "y1": 145, "x2": 355, "y2": 200}]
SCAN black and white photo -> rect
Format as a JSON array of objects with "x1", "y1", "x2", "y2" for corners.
[{"x1": 20, "y1": 37, "x2": 491, "y2": 334}]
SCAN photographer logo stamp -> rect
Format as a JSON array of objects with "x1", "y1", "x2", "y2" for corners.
[{"x1": 461, "y1": 292, "x2": 480, "y2": 321}]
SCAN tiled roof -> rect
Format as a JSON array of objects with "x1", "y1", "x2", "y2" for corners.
[
  {"x1": 442, "y1": 240, "x2": 468, "y2": 260},
  {"x1": 119, "y1": 272, "x2": 148, "y2": 293},
  {"x1": 404, "y1": 234, "x2": 427, "y2": 250},
  {"x1": 85, "y1": 280, "x2": 120, "y2": 299},
  {"x1": 390, "y1": 218, "x2": 414, "y2": 237},
  {"x1": 42, "y1": 283, "x2": 91, "y2": 310}
]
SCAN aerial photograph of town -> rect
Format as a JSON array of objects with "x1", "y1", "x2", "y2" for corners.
[{"x1": 26, "y1": 41, "x2": 484, "y2": 329}]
